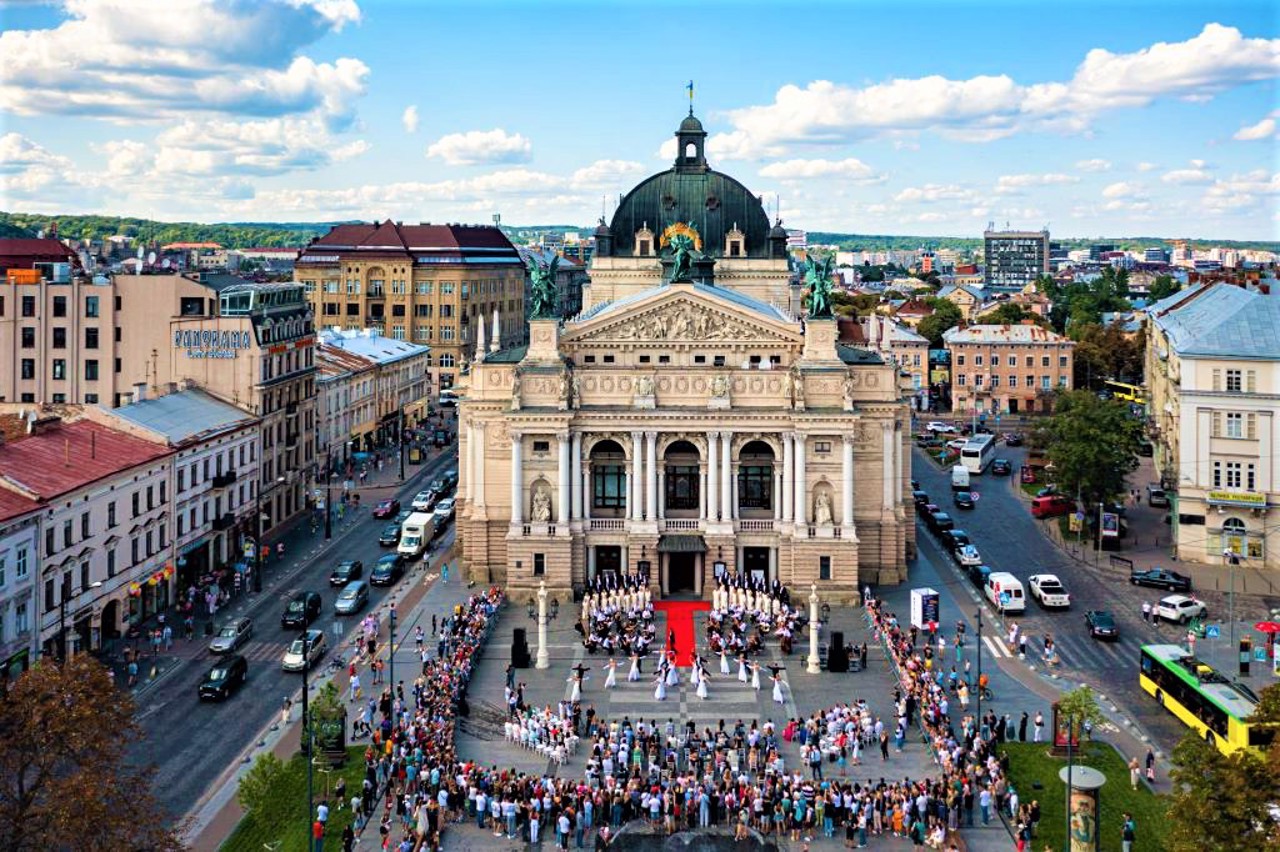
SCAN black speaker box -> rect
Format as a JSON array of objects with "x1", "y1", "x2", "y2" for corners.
[
  {"x1": 511, "y1": 627, "x2": 530, "y2": 668},
  {"x1": 827, "y1": 630, "x2": 849, "y2": 672}
]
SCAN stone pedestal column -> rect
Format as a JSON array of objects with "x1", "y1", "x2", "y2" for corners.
[
  {"x1": 557, "y1": 432, "x2": 571, "y2": 524},
  {"x1": 807, "y1": 583, "x2": 822, "y2": 674},
  {"x1": 706, "y1": 432, "x2": 719, "y2": 521},
  {"x1": 631, "y1": 431, "x2": 643, "y2": 521},
  {"x1": 535, "y1": 581, "x2": 550, "y2": 669},
  {"x1": 794, "y1": 434, "x2": 808, "y2": 525},
  {"x1": 720, "y1": 431, "x2": 732, "y2": 521},
  {"x1": 782, "y1": 432, "x2": 794, "y2": 522},
  {"x1": 510, "y1": 431, "x2": 524, "y2": 525},
  {"x1": 645, "y1": 431, "x2": 658, "y2": 520},
  {"x1": 842, "y1": 434, "x2": 855, "y2": 527},
  {"x1": 570, "y1": 432, "x2": 582, "y2": 520}
]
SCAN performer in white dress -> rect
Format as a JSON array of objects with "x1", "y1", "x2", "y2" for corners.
[
  {"x1": 737, "y1": 655, "x2": 749, "y2": 683},
  {"x1": 627, "y1": 653, "x2": 641, "y2": 682},
  {"x1": 768, "y1": 664, "x2": 786, "y2": 705},
  {"x1": 665, "y1": 655, "x2": 679, "y2": 687},
  {"x1": 690, "y1": 655, "x2": 701, "y2": 688},
  {"x1": 653, "y1": 671, "x2": 667, "y2": 701},
  {"x1": 696, "y1": 665, "x2": 709, "y2": 700},
  {"x1": 603, "y1": 658, "x2": 618, "y2": 689},
  {"x1": 719, "y1": 649, "x2": 730, "y2": 676},
  {"x1": 750, "y1": 660, "x2": 762, "y2": 692},
  {"x1": 567, "y1": 668, "x2": 583, "y2": 703}
]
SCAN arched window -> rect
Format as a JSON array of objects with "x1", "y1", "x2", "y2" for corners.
[
  {"x1": 1222, "y1": 517, "x2": 1247, "y2": 557},
  {"x1": 685, "y1": 142, "x2": 697, "y2": 159}
]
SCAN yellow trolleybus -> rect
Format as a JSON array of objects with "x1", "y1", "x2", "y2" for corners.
[{"x1": 1139, "y1": 643, "x2": 1275, "y2": 755}]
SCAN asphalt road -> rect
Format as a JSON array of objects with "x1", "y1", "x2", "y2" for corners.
[
  {"x1": 910, "y1": 443, "x2": 1191, "y2": 750},
  {"x1": 129, "y1": 447, "x2": 459, "y2": 822}
]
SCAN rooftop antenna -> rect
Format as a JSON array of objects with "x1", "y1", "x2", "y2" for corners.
[{"x1": 492, "y1": 213, "x2": 501, "y2": 228}]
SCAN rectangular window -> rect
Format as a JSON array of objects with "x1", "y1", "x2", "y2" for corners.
[
  {"x1": 819, "y1": 556, "x2": 832, "y2": 581},
  {"x1": 592, "y1": 464, "x2": 627, "y2": 509},
  {"x1": 956, "y1": 355, "x2": 966, "y2": 366},
  {"x1": 52, "y1": 360, "x2": 66, "y2": 380},
  {"x1": 990, "y1": 375, "x2": 1000, "y2": 388},
  {"x1": 62, "y1": 519, "x2": 72, "y2": 549},
  {"x1": 85, "y1": 296, "x2": 99, "y2": 318},
  {"x1": 1041, "y1": 356, "x2": 1050, "y2": 367},
  {"x1": 737, "y1": 465, "x2": 773, "y2": 509},
  {"x1": 15, "y1": 602, "x2": 28, "y2": 635},
  {"x1": 1008, "y1": 375, "x2": 1018, "y2": 387},
  {"x1": 45, "y1": 578, "x2": 54, "y2": 612},
  {"x1": 1226, "y1": 369, "x2": 1242, "y2": 393},
  {"x1": 533, "y1": 553, "x2": 546, "y2": 576},
  {"x1": 1025, "y1": 356, "x2": 1034, "y2": 367},
  {"x1": 974, "y1": 355, "x2": 984, "y2": 366},
  {"x1": 106, "y1": 548, "x2": 116, "y2": 578},
  {"x1": 1226, "y1": 412, "x2": 1243, "y2": 438},
  {"x1": 84, "y1": 393, "x2": 98, "y2": 404},
  {"x1": 107, "y1": 501, "x2": 116, "y2": 527},
  {"x1": 21, "y1": 295, "x2": 35, "y2": 317},
  {"x1": 15, "y1": 547, "x2": 27, "y2": 579},
  {"x1": 85, "y1": 327, "x2": 99, "y2": 349},
  {"x1": 1058, "y1": 355, "x2": 1067, "y2": 367},
  {"x1": 21, "y1": 327, "x2": 34, "y2": 348},
  {"x1": 52, "y1": 295, "x2": 67, "y2": 317},
  {"x1": 957, "y1": 374, "x2": 967, "y2": 386},
  {"x1": 1213, "y1": 461, "x2": 1222, "y2": 488},
  {"x1": 1041, "y1": 376, "x2": 1051, "y2": 389},
  {"x1": 1008, "y1": 356, "x2": 1017, "y2": 367},
  {"x1": 52, "y1": 327, "x2": 66, "y2": 348},
  {"x1": 20, "y1": 359, "x2": 34, "y2": 379},
  {"x1": 177, "y1": 468, "x2": 185, "y2": 491},
  {"x1": 0, "y1": 554, "x2": 5, "y2": 588},
  {"x1": 1226, "y1": 462, "x2": 1243, "y2": 489},
  {"x1": 81, "y1": 512, "x2": 90, "y2": 539},
  {"x1": 1247, "y1": 463, "x2": 1257, "y2": 491},
  {"x1": 84, "y1": 360, "x2": 99, "y2": 381},
  {"x1": 132, "y1": 492, "x2": 140, "y2": 517},
  {"x1": 975, "y1": 374, "x2": 984, "y2": 387}
]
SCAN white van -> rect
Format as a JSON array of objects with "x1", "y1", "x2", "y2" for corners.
[
  {"x1": 985, "y1": 572, "x2": 1026, "y2": 614},
  {"x1": 398, "y1": 512, "x2": 435, "y2": 560},
  {"x1": 951, "y1": 465, "x2": 971, "y2": 491}
]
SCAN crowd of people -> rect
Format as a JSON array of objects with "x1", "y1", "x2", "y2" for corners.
[
  {"x1": 707, "y1": 571, "x2": 803, "y2": 657},
  {"x1": 577, "y1": 572, "x2": 656, "y2": 661}
]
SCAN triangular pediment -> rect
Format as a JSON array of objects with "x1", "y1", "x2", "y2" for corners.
[{"x1": 564, "y1": 286, "x2": 800, "y2": 346}]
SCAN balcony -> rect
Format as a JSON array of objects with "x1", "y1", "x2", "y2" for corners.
[
  {"x1": 364, "y1": 315, "x2": 386, "y2": 326},
  {"x1": 737, "y1": 519, "x2": 776, "y2": 532},
  {"x1": 660, "y1": 518, "x2": 702, "y2": 532},
  {"x1": 285, "y1": 432, "x2": 299, "y2": 448},
  {"x1": 588, "y1": 518, "x2": 626, "y2": 532},
  {"x1": 211, "y1": 513, "x2": 235, "y2": 531},
  {"x1": 286, "y1": 401, "x2": 298, "y2": 416},
  {"x1": 211, "y1": 470, "x2": 237, "y2": 489}
]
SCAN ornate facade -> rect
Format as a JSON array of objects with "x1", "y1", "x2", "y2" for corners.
[{"x1": 456, "y1": 113, "x2": 913, "y2": 601}]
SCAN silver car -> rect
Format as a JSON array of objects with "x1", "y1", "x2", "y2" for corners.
[
  {"x1": 208, "y1": 616, "x2": 253, "y2": 655},
  {"x1": 334, "y1": 580, "x2": 369, "y2": 615}
]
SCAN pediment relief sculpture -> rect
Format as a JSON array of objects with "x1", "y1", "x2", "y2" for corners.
[{"x1": 571, "y1": 300, "x2": 792, "y2": 344}]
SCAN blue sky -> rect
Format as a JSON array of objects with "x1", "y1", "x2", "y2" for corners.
[{"x1": 1, "y1": 0, "x2": 1277, "y2": 239}]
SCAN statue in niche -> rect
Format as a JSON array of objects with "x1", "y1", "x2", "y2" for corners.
[
  {"x1": 636, "y1": 375, "x2": 655, "y2": 397},
  {"x1": 531, "y1": 484, "x2": 552, "y2": 522},
  {"x1": 781, "y1": 367, "x2": 795, "y2": 409},
  {"x1": 510, "y1": 369, "x2": 523, "y2": 411},
  {"x1": 558, "y1": 370, "x2": 571, "y2": 406},
  {"x1": 570, "y1": 372, "x2": 583, "y2": 409},
  {"x1": 814, "y1": 490, "x2": 834, "y2": 526},
  {"x1": 710, "y1": 374, "x2": 730, "y2": 399},
  {"x1": 843, "y1": 372, "x2": 856, "y2": 410}
]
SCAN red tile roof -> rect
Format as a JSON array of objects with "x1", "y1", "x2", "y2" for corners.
[
  {"x1": 304, "y1": 220, "x2": 517, "y2": 255},
  {"x1": 0, "y1": 420, "x2": 172, "y2": 502},
  {"x1": 0, "y1": 237, "x2": 78, "y2": 271},
  {"x1": 0, "y1": 488, "x2": 39, "y2": 523}
]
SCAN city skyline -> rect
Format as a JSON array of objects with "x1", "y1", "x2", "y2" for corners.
[{"x1": 1, "y1": 1, "x2": 1277, "y2": 240}]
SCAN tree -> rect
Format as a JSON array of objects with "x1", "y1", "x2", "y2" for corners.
[
  {"x1": 983, "y1": 302, "x2": 1048, "y2": 328},
  {"x1": 1148, "y1": 274, "x2": 1180, "y2": 302},
  {"x1": 917, "y1": 299, "x2": 962, "y2": 348},
  {"x1": 1055, "y1": 685, "x2": 1107, "y2": 741},
  {"x1": 238, "y1": 751, "x2": 287, "y2": 815},
  {"x1": 1069, "y1": 322, "x2": 1145, "y2": 390},
  {"x1": 0, "y1": 655, "x2": 184, "y2": 851},
  {"x1": 1166, "y1": 682, "x2": 1280, "y2": 851},
  {"x1": 1032, "y1": 390, "x2": 1144, "y2": 507}
]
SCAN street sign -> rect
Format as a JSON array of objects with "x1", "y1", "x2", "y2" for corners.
[
  {"x1": 243, "y1": 542, "x2": 256, "y2": 559},
  {"x1": 999, "y1": 592, "x2": 1011, "y2": 607},
  {"x1": 1256, "y1": 648, "x2": 1268, "y2": 662},
  {"x1": 971, "y1": 492, "x2": 980, "y2": 502},
  {"x1": 1206, "y1": 625, "x2": 1221, "y2": 638}
]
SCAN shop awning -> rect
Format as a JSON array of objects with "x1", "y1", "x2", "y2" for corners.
[{"x1": 658, "y1": 535, "x2": 706, "y2": 553}]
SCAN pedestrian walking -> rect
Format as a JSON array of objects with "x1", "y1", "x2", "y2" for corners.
[
  {"x1": 162, "y1": 623, "x2": 173, "y2": 650},
  {"x1": 1018, "y1": 634, "x2": 1027, "y2": 659},
  {"x1": 1141, "y1": 601, "x2": 1151, "y2": 623},
  {"x1": 1033, "y1": 711, "x2": 1044, "y2": 743},
  {"x1": 441, "y1": 562, "x2": 449, "y2": 583},
  {"x1": 1145, "y1": 748, "x2": 1156, "y2": 783},
  {"x1": 282, "y1": 696, "x2": 293, "y2": 724},
  {"x1": 1128, "y1": 756, "x2": 1140, "y2": 790},
  {"x1": 1019, "y1": 711, "x2": 1029, "y2": 742},
  {"x1": 1121, "y1": 812, "x2": 1136, "y2": 852}
]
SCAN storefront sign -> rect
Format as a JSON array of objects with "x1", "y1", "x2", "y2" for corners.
[
  {"x1": 174, "y1": 329, "x2": 253, "y2": 359},
  {"x1": 1206, "y1": 490, "x2": 1267, "y2": 509}
]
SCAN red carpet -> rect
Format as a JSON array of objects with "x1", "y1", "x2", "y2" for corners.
[{"x1": 653, "y1": 600, "x2": 710, "y2": 667}]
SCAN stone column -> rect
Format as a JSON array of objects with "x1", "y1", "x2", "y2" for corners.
[
  {"x1": 773, "y1": 467, "x2": 783, "y2": 521},
  {"x1": 807, "y1": 583, "x2": 822, "y2": 674},
  {"x1": 794, "y1": 433, "x2": 808, "y2": 525},
  {"x1": 706, "y1": 432, "x2": 719, "y2": 521},
  {"x1": 535, "y1": 581, "x2": 550, "y2": 669},
  {"x1": 631, "y1": 431, "x2": 643, "y2": 521},
  {"x1": 657, "y1": 470, "x2": 666, "y2": 520},
  {"x1": 842, "y1": 434, "x2": 855, "y2": 527},
  {"x1": 581, "y1": 458, "x2": 591, "y2": 521},
  {"x1": 587, "y1": 546, "x2": 596, "y2": 583},
  {"x1": 782, "y1": 432, "x2": 794, "y2": 522},
  {"x1": 881, "y1": 422, "x2": 894, "y2": 510},
  {"x1": 570, "y1": 431, "x2": 582, "y2": 520},
  {"x1": 645, "y1": 431, "x2": 658, "y2": 521},
  {"x1": 557, "y1": 431, "x2": 571, "y2": 524},
  {"x1": 720, "y1": 431, "x2": 732, "y2": 521},
  {"x1": 510, "y1": 431, "x2": 524, "y2": 525},
  {"x1": 699, "y1": 466, "x2": 708, "y2": 520},
  {"x1": 473, "y1": 421, "x2": 486, "y2": 508},
  {"x1": 731, "y1": 462, "x2": 740, "y2": 521}
]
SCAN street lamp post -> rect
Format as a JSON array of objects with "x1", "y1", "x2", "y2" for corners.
[
  {"x1": 398, "y1": 409, "x2": 406, "y2": 483},
  {"x1": 1225, "y1": 549, "x2": 1240, "y2": 663},
  {"x1": 536, "y1": 582, "x2": 550, "y2": 669},
  {"x1": 807, "y1": 583, "x2": 822, "y2": 674},
  {"x1": 388, "y1": 602, "x2": 397, "y2": 693},
  {"x1": 325, "y1": 448, "x2": 334, "y2": 541},
  {"x1": 254, "y1": 476, "x2": 286, "y2": 593},
  {"x1": 302, "y1": 649, "x2": 312, "y2": 845},
  {"x1": 975, "y1": 608, "x2": 984, "y2": 723}
]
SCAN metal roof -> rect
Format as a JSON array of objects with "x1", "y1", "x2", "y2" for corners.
[
  {"x1": 943, "y1": 324, "x2": 1071, "y2": 345},
  {"x1": 1151, "y1": 284, "x2": 1280, "y2": 360},
  {"x1": 111, "y1": 389, "x2": 258, "y2": 445},
  {"x1": 317, "y1": 328, "x2": 430, "y2": 365}
]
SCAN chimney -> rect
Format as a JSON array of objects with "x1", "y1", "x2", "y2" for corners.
[
  {"x1": 133, "y1": 382, "x2": 147, "y2": 402},
  {"x1": 91, "y1": 429, "x2": 97, "y2": 459}
]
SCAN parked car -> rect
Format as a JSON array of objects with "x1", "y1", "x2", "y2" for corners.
[
  {"x1": 953, "y1": 490, "x2": 975, "y2": 510},
  {"x1": 394, "y1": 509, "x2": 413, "y2": 525},
  {"x1": 441, "y1": 469, "x2": 459, "y2": 490},
  {"x1": 432, "y1": 497, "x2": 456, "y2": 527},
  {"x1": 282, "y1": 629, "x2": 327, "y2": 672},
  {"x1": 946, "y1": 438, "x2": 969, "y2": 452},
  {"x1": 968, "y1": 563, "x2": 993, "y2": 587},
  {"x1": 1030, "y1": 495, "x2": 1076, "y2": 519},
  {"x1": 955, "y1": 544, "x2": 983, "y2": 567},
  {"x1": 411, "y1": 490, "x2": 435, "y2": 512},
  {"x1": 1003, "y1": 433, "x2": 1024, "y2": 447},
  {"x1": 918, "y1": 501, "x2": 939, "y2": 518},
  {"x1": 370, "y1": 552, "x2": 406, "y2": 586},
  {"x1": 1084, "y1": 610, "x2": 1119, "y2": 640},
  {"x1": 912, "y1": 490, "x2": 930, "y2": 507},
  {"x1": 198, "y1": 654, "x2": 248, "y2": 700},
  {"x1": 208, "y1": 616, "x2": 253, "y2": 655},
  {"x1": 1156, "y1": 594, "x2": 1207, "y2": 624},
  {"x1": 1029, "y1": 574, "x2": 1072, "y2": 609},
  {"x1": 329, "y1": 560, "x2": 364, "y2": 587},
  {"x1": 991, "y1": 458, "x2": 1012, "y2": 476},
  {"x1": 926, "y1": 421, "x2": 958, "y2": 433},
  {"x1": 334, "y1": 580, "x2": 370, "y2": 615},
  {"x1": 942, "y1": 529, "x2": 971, "y2": 552},
  {"x1": 1130, "y1": 567, "x2": 1192, "y2": 593},
  {"x1": 372, "y1": 498, "x2": 401, "y2": 519},
  {"x1": 280, "y1": 591, "x2": 321, "y2": 629},
  {"x1": 927, "y1": 510, "x2": 955, "y2": 534},
  {"x1": 1146, "y1": 485, "x2": 1170, "y2": 508},
  {"x1": 379, "y1": 523, "x2": 402, "y2": 547}
]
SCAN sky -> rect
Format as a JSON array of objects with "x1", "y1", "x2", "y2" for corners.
[{"x1": 0, "y1": 0, "x2": 1277, "y2": 240}]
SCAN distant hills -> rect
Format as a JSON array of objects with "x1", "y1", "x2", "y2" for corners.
[{"x1": 2, "y1": 212, "x2": 1276, "y2": 254}]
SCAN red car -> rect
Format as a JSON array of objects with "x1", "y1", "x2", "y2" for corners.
[{"x1": 372, "y1": 498, "x2": 401, "y2": 519}]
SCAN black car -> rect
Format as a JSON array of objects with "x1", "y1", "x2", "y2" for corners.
[
  {"x1": 370, "y1": 553, "x2": 405, "y2": 586},
  {"x1": 281, "y1": 591, "x2": 322, "y2": 628},
  {"x1": 910, "y1": 479, "x2": 921, "y2": 492},
  {"x1": 968, "y1": 563, "x2": 993, "y2": 587},
  {"x1": 1003, "y1": 433, "x2": 1024, "y2": 447},
  {"x1": 928, "y1": 510, "x2": 955, "y2": 533},
  {"x1": 953, "y1": 491, "x2": 975, "y2": 510},
  {"x1": 1085, "y1": 610, "x2": 1119, "y2": 640},
  {"x1": 991, "y1": 458, "x2": 1012, "y2": 476},
  {"x1": 1130, "y1": 568, "x2": 1192, "y2": 592},
  {"x1": 942, "y1": 529, "x2": 971, "y2": 552},
  {"x1": 378, "y1": 523, "x2": 402, "y2": 547},
  {"x1": 912, "y1": 490, "x2": 930, "y2": 507},
  {"x1": 329, "y1": 560, "x2": 363, "y2": 586},
  {"x1": 198, "y1": 654, "x2": 248, "y2": 700}
]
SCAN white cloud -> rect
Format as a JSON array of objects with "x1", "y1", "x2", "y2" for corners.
[
  {"x1": 426, "y1": 128, "x2": 532, "y2": 166},
  {"x1": 1136, "y1": 162, "x2": 1159, "y2": 172},
  {"x1": 148, "y1": 117, "x2": 369, "y2": 177},
  {"x1": 716, "y1": 25, "x2": 1280, "y2": 153},
  {"x1": 570, "y1": 159, "x2": 644, "y2": 188},
  {"x1": 1075, "y1": 158, "x2": 1112, "y2": 172},
  {"x1": 657, "y1": 130, "x2": 767, "y2": 162},
  {"x1": 0, "y1": 0, "x2": 368, "y2": 125},
  {"x1": 402, "y1": 105, "x2": 420, "y2": 134},
  {"x1": 1202, "y1": 169, "x2": 1280, "y2": 214},
  {"x1": 1161, "y1": 164, "x2": 1214, "y2": 185},
  {"x1": 758, "y1": 157, "x2": 884, "y2": 183},
  {"x1": 1102, "y1": 181, "x2": 1142, "y2": 199},
  {"x1": 994, "y1": 173, "x2": 1079, "y2": 194},
  {"x1": 1233, "y1": 117, "x2": 1276, "y2": 141},
  {"x1": 93, "y1": 139, "x2": 152, "y2": 177},
  {"x1": 0, "y1": 132, "x2": 102, "y2": 202},
  {"x1": 893, "y1": 184, "x2": 978, "y2": 204}
]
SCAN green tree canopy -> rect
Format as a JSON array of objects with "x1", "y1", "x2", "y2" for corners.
[
  {"x1": 1033, "y1": 390, "x2": 1143, "y2": 506},
  {"x1": 1055, "y1": 685, "x2": 1107, "y2": 740},
  {"x1": 1069, "y1": 321, "x2": 1145, "y2": 390},
  {"x1": 1148, "y1": 274, "x2": 1180, "y2": 302},
  {"x1": 917, "y1": 299, "x2": 963, "y2": 348},
  {"x1": 982, "y1": 302, "x2": 1049, "y2": 327}
]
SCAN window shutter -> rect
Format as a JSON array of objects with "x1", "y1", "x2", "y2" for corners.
[
  {"x1": 1211, "y1": 411, "x2": 1222, "y2": 437},
  {"x1": 1246, "y1": 413, "x2": 1257, "y2": 440},
  {"x1": 1246, "y1": 370, "x2": 1257, "y2": 393},
  {"x1": 1212, "y1": 368, "x2": 1221, "y2": 391}
]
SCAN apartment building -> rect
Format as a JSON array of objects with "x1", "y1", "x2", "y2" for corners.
[
  {"x1": 984, "y1": 229, "x2": 1049, "y2": 289},
  {"x1": 0, "y1": 416, "x2": 174, "y2": 658},
  {"x1": 294, "y1": 221, "x2": 524, "y2": 393},
  {"x1": 0, "y1": 487, "x2": 39, "y2": 681},
  {"x1": 1146, "y1": 283, "x2": 1279, "y2": 566},
  {"x1": 943, "y1": 323, "x2": 1075, "y2": 414}
]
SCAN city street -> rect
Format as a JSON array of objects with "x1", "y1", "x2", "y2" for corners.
[{"x1": 128, "y1": 442, "x2": 460, "y2": 821}]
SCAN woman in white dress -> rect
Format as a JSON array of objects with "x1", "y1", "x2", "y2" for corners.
[
  {"x1": 750, "y1": 660, "x2": 762, "y2": 692},
  {"x1": 690, "y1": 657, "x2": 701, "y2": 688},
  {"x1": 665, "y1": 657, "x2": 679, "y2": 687},
  {"x1": 603, "y1": 658, "x2": 618, "y2": 689},
  {"x1": 737, "y1": 655, "x2": 749, "y2": 683},
  {"x1": 719, "y1": 649, "x2": 730, "y2": 676},
  {"x1": 567, "y1": 672, "x2": 582, "y2": 703},
  {"x1": 696, "y1": 666, "x2": 709, "y2": 700},
  {"x1": 653, "y1": 672, "x2": 667, "y2": 701},
  {"x1": 770, "y1": 670, "x2": 786, "y2": 705},
  {"x1": 627, "y1": 653, "x2": 641, "y2": 682}
]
